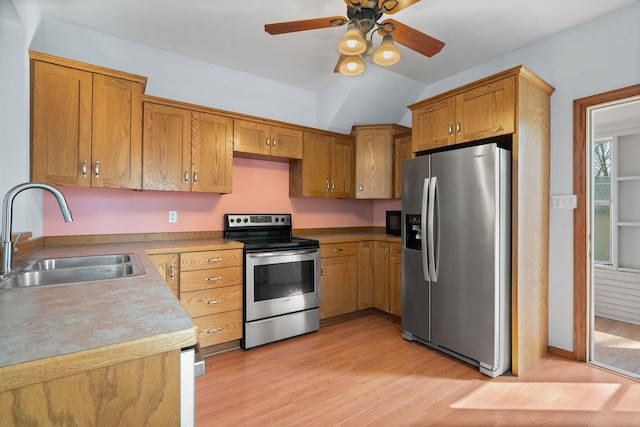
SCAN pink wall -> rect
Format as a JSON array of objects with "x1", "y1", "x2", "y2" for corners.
[{"x1": 43, "y1": 158, "x2": 400, "y2": 236}]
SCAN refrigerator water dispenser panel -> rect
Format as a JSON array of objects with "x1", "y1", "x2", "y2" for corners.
[{"x1": 405, "y1": 214, "x2": 422, "y2": 250}]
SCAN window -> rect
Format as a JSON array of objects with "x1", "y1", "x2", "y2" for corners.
[{"x1": 593, "y1": 138, "x2": 613, "y2": 266}]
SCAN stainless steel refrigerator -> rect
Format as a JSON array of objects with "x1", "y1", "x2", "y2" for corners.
[{"x1": 401, "y1": 142, "x2": 511, "y2": 377}]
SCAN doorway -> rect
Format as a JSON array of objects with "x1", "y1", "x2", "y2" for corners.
[
  {"x1": 589, "y1": 98, "x2": 640, "y2": 377},
  {"x1": 573, "y1": 84, "x2": 640, "y2": 377}
]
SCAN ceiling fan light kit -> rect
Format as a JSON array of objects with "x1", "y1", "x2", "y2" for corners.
[
  {"x1": 372, "y1": 34, "x2": 400, "y2": 66},
  {"x1": 339, "y1": 55, "x2": 366, "y2": 76},
  {"x1": 265, "y1": 0, "x2": 444, "y2": 77},
  {"x1": 338, "y1": 26, "x2": 367, "y2": 55}
]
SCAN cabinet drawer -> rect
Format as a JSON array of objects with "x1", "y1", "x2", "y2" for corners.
[
  {"x1": 180, "y1": 285, "x2": 242, "y2": 318},
  {"x1": 390, "y1": 242, "x2": 402, "y2": 257},
  {"x1": 194, "y1": 310, "x2": 243, "y2": 347},
  {"x1": 181, "y1": 249, "x2": 242, "y2": 271},
  {"x1": 180, "y1": 265, "x2": 242, "y2": 292},
  {"x1": 320, "y1": 242, "x2": 357, "y2": 258}
]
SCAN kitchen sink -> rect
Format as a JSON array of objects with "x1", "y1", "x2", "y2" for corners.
[
  {"x1": 0, "y1": 253, "x2": 146, "y2": 290},
  {"x1": 23, "y1": 254, "x2": 134, "y2": 271}
]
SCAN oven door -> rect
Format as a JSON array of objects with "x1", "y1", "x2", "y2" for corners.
[{"x1": 245, "y1": 247, "x2": 320, "y2": 321}]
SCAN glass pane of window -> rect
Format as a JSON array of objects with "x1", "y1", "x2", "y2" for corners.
[
  {"x1": 594, "y1": 204, "x2": 611, "y2": 264},
  {"x1": 593, "y1": 139, "x2": 612, "y2": 183}
]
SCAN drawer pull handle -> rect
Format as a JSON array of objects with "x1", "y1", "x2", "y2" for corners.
[
  {"x1": 204, "y1": 327, "x2": 222, "y2": 333},
  {"x1": 205, "y1": 299, "x2": 222, "y2": 305},
  {"x1": 333, "y1": 248, "x2": 344, "y2": 252},
  {"x1": 205, "y1": 257, "x2": 222, "y2": 263},
  {"x1": 205, "y1": 276, "x2": 222, "y2": 282}
]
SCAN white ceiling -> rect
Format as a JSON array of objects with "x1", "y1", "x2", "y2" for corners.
[{"x1": 33, "y1": 0, "x2": 638, "y2": 92}]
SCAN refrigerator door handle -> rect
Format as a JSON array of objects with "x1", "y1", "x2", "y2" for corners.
[
  {"x1": 421, "y1": 177, "x2": 431, "y2": 281},
  {"x1": 428, "y1": 176, "x2": 439, "y2": 282}
]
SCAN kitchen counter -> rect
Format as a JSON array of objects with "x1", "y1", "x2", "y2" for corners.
[
  {"x1": 298, "y1": 232, "x2": 401, "y2": 244},
  {"x1": 0, "y1": 238, "x2": 241, "y2": 393}
]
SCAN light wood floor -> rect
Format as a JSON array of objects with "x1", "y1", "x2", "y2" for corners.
[
  {"x1": 594, "y1": 316, "x2": 640, "y2": 376},
  {"x1": 196, "y1": 315, "x2": 640, "y2": 426}
]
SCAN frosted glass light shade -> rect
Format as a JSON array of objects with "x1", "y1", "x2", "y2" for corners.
[
  {"x1": 338, "y1": 27, "x2": 367, "y2": 55},
  {"x1": 339, "y1": 55, "x2": 365, "y2": 76},
  {"x1": 373, "y1": 35, "x2": 401, "y2": 66}
]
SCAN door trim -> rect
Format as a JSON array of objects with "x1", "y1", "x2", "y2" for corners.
[{"x1": 573, "y1": 84, "x2": 640, "y2": 362}]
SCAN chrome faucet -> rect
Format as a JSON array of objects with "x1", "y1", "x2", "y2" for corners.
[{"x1": 1, "y1": 182, "x2": 73, "y2": 275}]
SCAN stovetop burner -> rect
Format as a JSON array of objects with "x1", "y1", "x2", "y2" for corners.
[{"x1": 223, "y1": 214, "x2": 318, "y2": 251}]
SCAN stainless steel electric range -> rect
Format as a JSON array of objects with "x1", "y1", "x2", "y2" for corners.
[{"x1": 223, "y1": 214, "x2": 320, "y2": 349}]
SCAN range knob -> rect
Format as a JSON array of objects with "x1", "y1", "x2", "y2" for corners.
[{"x1": 243, "y1": 217, "x2": 249, "y2": 223}]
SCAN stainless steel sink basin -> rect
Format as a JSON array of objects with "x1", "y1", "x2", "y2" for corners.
[
  {"x1": 23, "y1": 254, "x2": 134, "y2": 271},
  {"x1": 0, "y1": 253, "x2": 146, "y2": 290}
]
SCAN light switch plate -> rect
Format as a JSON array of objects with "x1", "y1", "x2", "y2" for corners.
[
  {"x1": 551, "y1": 195, "x2": 577, "y2": 210},
  {"x1": 168, "y1": 210, "x2": 178, "y2": 223}
]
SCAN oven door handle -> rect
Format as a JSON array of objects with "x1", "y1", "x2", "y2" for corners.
[{"x1": 248, "y1": 249, "x2": 318, "y2": 258}]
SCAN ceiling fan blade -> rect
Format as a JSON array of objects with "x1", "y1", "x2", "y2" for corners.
[
  {"x1": 265, "y1": 16, "x2": 347, "y2": 35},
  {"x1": 378, "y1": 0, "x2": 421, "y2": 14},
  {"x1": 334, "y1": 54, "x2": 348, "y2": 73},
  {"x1": 380, "y1": 19, "x2": 444, "y2": 57}
]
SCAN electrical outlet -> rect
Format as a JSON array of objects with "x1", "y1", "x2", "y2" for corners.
[
  {"x1": 168, "y1": 211, "x2": 178, "y2": 223},
  {"x1": 551, "y1": 195, "x2": 577, "y2": 210}
]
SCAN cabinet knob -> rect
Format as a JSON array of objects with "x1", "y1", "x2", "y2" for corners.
[
  {"x1": 193, "y1": 171, "x2": 198, "y2": 184},
  {"x1": 457, "y1": 121, "x2": 461, "y2": 134},
  {"x1": 94, "y1": 160, "x2": 100, "y2": 179},
  {"x1": 448, "y1": 123, "x2": 453, "y2": 136},
  {"x1": 321, "y1": 265, "x2": 325, "y2": 277},
  {"x1": 359, "y1": 183, "x2": 363, "y2": 192},
  {"x1": 266, "y1": 137, "x2": 270, "y2": 148},
  {"x1": 184, "y1": 170, "x2": 189, "y2": 183},
  {"x1": 82, "y1": 160, "x2": 87, "y2": 178},
  {"x1": 272, "y1": 137, "x2": 276, "y2": 148},
  {"x1": 170, "y1": 262, "x2": 175, "y2": 280},
  {"x1": 325, "y1": 180, "x2": 330, "y2": 191},
  {"x1": 331, "y1": 181, "x2": 335, "y2": 191}
]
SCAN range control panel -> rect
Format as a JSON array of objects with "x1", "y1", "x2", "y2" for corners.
[{"x1": 225, "y1": 214, "x2": 292, "y2": 228}]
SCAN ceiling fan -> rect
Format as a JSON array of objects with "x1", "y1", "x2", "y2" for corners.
[{"x1": 264, "y1": 0, "x2": 445, "y2": 76}]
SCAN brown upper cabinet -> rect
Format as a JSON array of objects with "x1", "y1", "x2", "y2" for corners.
[
  {"x1": 352, "y1": 124, "x2": 411, "y2": 199},
  {"x1": 30, "y1": 52, "x2": 146, "y2": 189},
  {"x1": 410, "y1": 76, "x2": 515, "y2": 152},
  {"x1": 289, "y1": 132, "x2": 354, "y2": 198},
  {"x1": 234, "y1": 119, "x2": 303, "y2": 160},
  {"x1": 394, "y1": 131, "x2": 413, "y2": 199},
  {"x1": 142, "y1": 97, "x2": 233, "y2": 193}
]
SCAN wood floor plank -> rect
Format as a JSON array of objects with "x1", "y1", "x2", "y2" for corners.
[{"x1": 196, "y1": 315, "x2": 640, "y2": 426}]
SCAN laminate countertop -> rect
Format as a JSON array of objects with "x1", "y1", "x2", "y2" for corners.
[{"x1": 0, "y1": 238, "x2": 242, "y2": 393}]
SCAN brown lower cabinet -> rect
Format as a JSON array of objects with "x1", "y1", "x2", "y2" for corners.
[
  {"x1": 321, "y1": 239, "x2": 402, "y2": 320},
  {"x1": 319, "y1": 242, "x2": 358, "y2": 319},
  {"x1": 149, "y1": 248, "x2": 243, "y2": 347}
]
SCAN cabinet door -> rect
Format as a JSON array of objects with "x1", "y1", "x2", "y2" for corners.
[
  {"x1": 456, "y1": 76, "x2": 515, "y2": 143},
  {"x1": 92, "y1": 74, "x2": 143, "y2": 189},
  {"x1": 373, "y1": 241, "x2": 390, "y2": 312},
  {"x1": 412, "y1": 97, "x2": 455, "y2": 152},
  {"x1": 192, "y1": 112, "x2": 233, "y2": 193},
  {"x1": 31, "y1": 61, "x2": 92, "y2": 187},
  {"x1": 355, "y1": 128, "x2": 394, "y2": 199},
  {"x1": 294, "y1": 132, "x2": 332, "y2": 198},
  {"x1": 394, "y1": 133, "x2": 412, "y2": 198},
  {"x1": 270, "y1": 125, "x2": 303, "y2": 159},
  {"x1": 148, "y1": 253, "x2": 179, "y2": 299},
  {"x1": 142, "y1": 103, "x2": 191, "y2": 191},
  {"x1": 389, "y1": 243, "x2": 402, "y2": 316},
  {"x1": 357, "y1": 241, "x2": 374, "y2": 310},
  {"x1": 233, "y1": 119, "x2": 271, "y2": 156},
  {"x1": 320, "y1": 255, "x2": 357, "y2": 319},
  {"x1": 331, "y1": 136, "x2": 355, "y2": 198}
]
